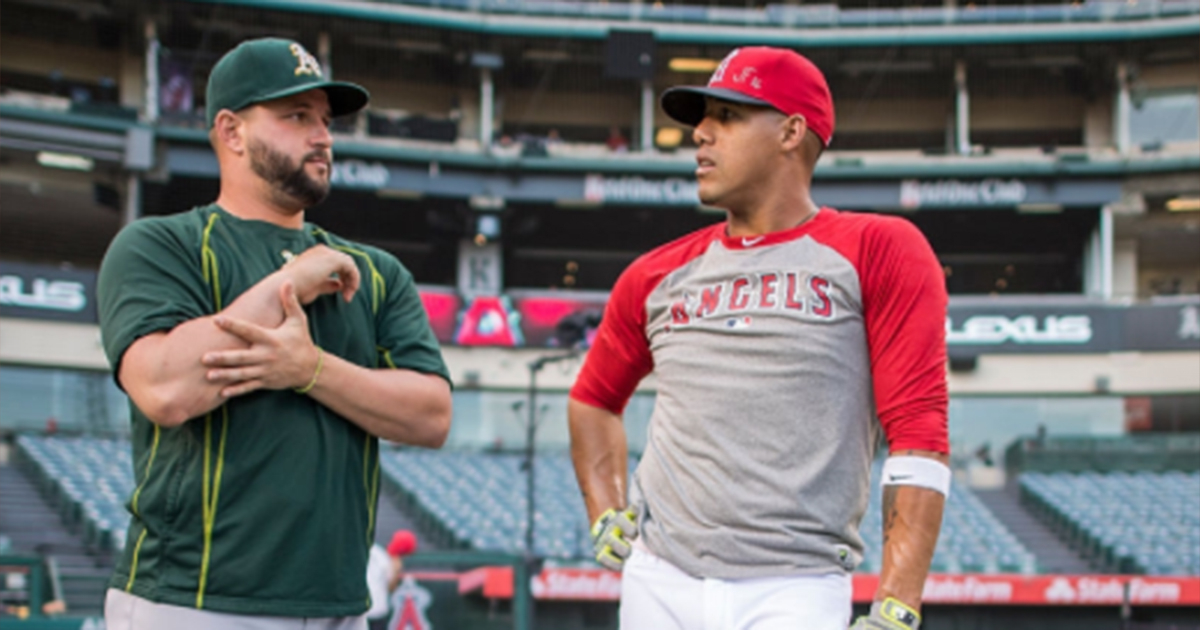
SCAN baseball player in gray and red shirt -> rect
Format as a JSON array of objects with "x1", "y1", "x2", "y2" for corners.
[{"x1": 568, "y1": 47, "x2": 949, "y2": 630}]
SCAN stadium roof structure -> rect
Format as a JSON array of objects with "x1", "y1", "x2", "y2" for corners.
[
  {"x1": 180, "y1": 0, "x2": 1200, "y2": 46},
  {"x1": 3, "y1": 104, "x2": 1197, "y2": 181}
]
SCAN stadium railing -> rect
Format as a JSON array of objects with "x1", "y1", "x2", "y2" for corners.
[{"x1": 1004, "y1": 434, "x2": 1200, "y2": 475}]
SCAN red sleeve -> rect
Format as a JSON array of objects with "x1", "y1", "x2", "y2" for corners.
[
  {"x1": 860, "y1": 217, "x2": 949, "y2": 455},
  {"x1": 569, "y1": 262, "x2": 655, "y2": 414}
]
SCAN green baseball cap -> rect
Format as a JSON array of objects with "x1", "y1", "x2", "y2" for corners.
[{"x1": 205, "y1": 38, "x2": 369, "y2": 128}]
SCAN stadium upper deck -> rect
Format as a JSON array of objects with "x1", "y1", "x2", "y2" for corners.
[
  {"x1": 2, "y1": 0, "x2": 1196, "y2": 297},
  {"x1": 1, "y1": 0, "x2": 1197, "y2": 480}
]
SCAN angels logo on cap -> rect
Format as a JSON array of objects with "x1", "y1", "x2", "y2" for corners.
[
  {"x1": 662, "y1": 46, "x2": 835, "y2": 147},
  {"x1": 709, "y1": 49, "x2": 739, "y2": 85}
]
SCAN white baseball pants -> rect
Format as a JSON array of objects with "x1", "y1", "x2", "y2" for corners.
[{"x1": 619, "y1": 542, "x2": 853, "y2": 630}]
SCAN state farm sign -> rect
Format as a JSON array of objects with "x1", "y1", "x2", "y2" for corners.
[
  {"x1": 923, "y1": 575, "x2": 1015, "y2": 603},
  {"x1": 464, "y1": 568, "x2": 1200, "y2": 606},
  {"x1": 531, "y1": 568, "x2": 622, "y2": 600},
  {"x1": 1043, "y1": 576, "x2": 1186, "y2": 605}
]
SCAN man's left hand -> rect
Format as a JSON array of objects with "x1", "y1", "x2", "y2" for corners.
[
  {"x1": 202, "y1": 282, "x2": 320, "y2": 398},
  {"x1": 849, "y1": 598, "x2": 921, "y2": 630}
]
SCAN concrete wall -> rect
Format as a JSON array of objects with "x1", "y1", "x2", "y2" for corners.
[
  {"x1": 1083, "y1": 98, "x2": 1114, "y2": 148},
  {"x1": 1138, "y1": 61, "x2": 1200, "y2": 91},
  {"x1": 500, "y1": 90, "x2": 639, "y2": 129},
  {"x1": 341, "y1": 74, "x2": 466, "y2": 117},
  {"x1": 0, "y1": 35, "x2": 123, "y2": 85},
  {"x1": 972, "y1": 97, "x2": 1086, "y2": 131},
  {"x1": 1113, "y1": 238, "x2": 1139, "y2": 300},
  {"x1": 835, "y1": 97, "x2": 952, "y2": 133},
  {"x1": 1140, "y1": 264, "x2": 1200, "y2": 297}
]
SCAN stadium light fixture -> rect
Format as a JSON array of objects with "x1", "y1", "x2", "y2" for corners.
[
  {"x1": 1166, "y1": 197, "x2": 1200, "y2": 212},
  {"x1": 36, "y1": 151, "x2": 93, "y2": 172},
  {"x1": 669, "y1": 58, "x2": 721, "y2": 73},
  {"x1": 655, "y1": 127, "x2": 684, "y2": 149}
]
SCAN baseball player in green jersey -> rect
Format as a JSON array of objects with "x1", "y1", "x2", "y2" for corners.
[{"x1": 97, "y1": 38, "x2": 453, "y2": 630}]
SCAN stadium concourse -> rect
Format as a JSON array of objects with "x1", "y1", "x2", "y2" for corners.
[{"x1": 1, "y1": 0, "x2": 1199, "y2": 628}]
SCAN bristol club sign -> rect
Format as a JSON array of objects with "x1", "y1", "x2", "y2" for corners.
[
  {"x1": 900, "y1": 178, "x2": 1027, "y2": 209},
  {"x1": 583, "y1": 174, "x2": 699, "y2": 205},
  {"x1": 330, "y1": 159, "x2": 390, "y2": 189}
]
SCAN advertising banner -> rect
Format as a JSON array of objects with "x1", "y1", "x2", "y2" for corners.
[
  {"x1": 462, "y1": 568, "x2": 1200, "y2": 605},
  {"x1": 0, "y1": 262, "x2": 97, "y2": 324},
  {"x1": 414, "y1": 289, "x2": 1200, "y2": 353}
]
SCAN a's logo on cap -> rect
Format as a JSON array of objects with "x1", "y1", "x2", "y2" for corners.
[
  {"x1": 709, "y1": 48, "x2": 740, "y2": 86},
  {"x1": 289, "y1": 43, "x2": 323, "y2": 78}
]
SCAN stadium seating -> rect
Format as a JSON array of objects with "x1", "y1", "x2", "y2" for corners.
[
  {"x1": 15, "y1": 435, "x2": 132, "y2": 553},
  {"x1": 29, "y1": 436, "x2": 1198, "y2": 577},
  {"x1": 380, "y1": 449, "x2": 621, "y2": 560},
  {"x1": 383, "y1": 449, "x2": 1039, "y2": 573},
  {"x1": 858, "y1": 463, "x2": 1039, "y2": 575},
  {"x1": 1020, "y1": 471, "x2": 1200, "y2": 575}
]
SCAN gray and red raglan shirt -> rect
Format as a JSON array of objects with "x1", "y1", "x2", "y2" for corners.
[{"x1": 570, "y1": 208, "x2": 949, "y2": 580}]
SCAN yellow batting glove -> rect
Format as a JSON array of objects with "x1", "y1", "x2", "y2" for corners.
[
  {"x1": 590, "y1": 507, "x2": 638, "y2": 571},
  {"x1": 849, "y1": 598, "x2": 921, "y2": 630}
]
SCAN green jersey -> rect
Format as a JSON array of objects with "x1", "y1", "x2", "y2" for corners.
[{"x1": 97, "y1": 204, "x2": 450, "y2": 617}]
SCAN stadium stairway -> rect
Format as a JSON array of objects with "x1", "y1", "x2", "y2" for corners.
[
  {"x1": 0, "y1": 459, "x2": 113, "y2": 616},
  {"x1": 974, "y1": 485, "x2": 1094, "y2": 574},
  {"x1": 375, "y1": 478, "x2": 447, "y2": 552}
]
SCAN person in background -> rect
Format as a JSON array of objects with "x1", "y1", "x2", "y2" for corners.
[
  {"x1": 606, "y1": 125, "x2": 630, "y2": 153},
  {"x1": 365, "y1": 530, "x2": 418, "y2": 630}
]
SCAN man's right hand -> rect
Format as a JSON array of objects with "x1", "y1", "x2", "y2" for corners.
[
  {"x1": 283, "y1": 245, "x2": 361, "y2": 304},
  {"x1": 591, "y1": 508, "x2": 638, "y2": 571}
]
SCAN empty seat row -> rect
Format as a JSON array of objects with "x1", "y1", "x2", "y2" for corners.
[
  {"x1": 383, "y1": 449, "x2": 1039, "y2": 573},
  {"x1": 1020, "y1": 471, "x2": 1200, "y2": 575},
  {"x1": 16, "y1": 435, "x2": 133, "y2": 553}
]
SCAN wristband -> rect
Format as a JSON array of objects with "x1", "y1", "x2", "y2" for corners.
[
  {"x1": 880, "y1": 456, "x2": 951, "y2": 497},
  {"x1": 294, "y1": 347, "x2": 324, "y2": 395}
]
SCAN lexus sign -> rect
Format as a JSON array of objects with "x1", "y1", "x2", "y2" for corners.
[
  {"x1": 946, "y1": 315, "x2": 1093, "y2": 345},
  {"x1": 0, "y1": 262, "x2": 97, "y2": 324}
]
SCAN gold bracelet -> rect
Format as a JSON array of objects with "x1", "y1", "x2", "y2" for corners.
[{"x1": 295, "y1": 347, "x2": 324, "y2": 395}]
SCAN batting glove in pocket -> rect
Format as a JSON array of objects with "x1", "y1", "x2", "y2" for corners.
[
  {"x1": 849, "y1": 598, "x2": 921, "y2": 630},
  {"x1": 590, "y1": 507, "x2": 638, "y2": 571}
]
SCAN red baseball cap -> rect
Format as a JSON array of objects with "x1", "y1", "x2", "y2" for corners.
[
  {"x1": 661, "y1": 47, "x2": 835, "y2": 147},
  {"x1": 387, "y1": 530, "x2": 417, "y2": 557}
]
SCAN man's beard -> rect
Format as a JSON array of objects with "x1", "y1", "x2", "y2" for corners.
[{"x1": 248, "y1": 138, "x2": 330, "y2": 209}]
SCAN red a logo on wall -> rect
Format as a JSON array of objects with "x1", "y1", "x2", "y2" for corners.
[{"x1": 388, "y1": 576, "x2": 434, "y2": 630}]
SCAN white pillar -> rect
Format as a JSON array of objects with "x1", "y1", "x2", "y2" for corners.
[
  {"x1": 1100, "y1": 205, "x2": 1114, "y2": 300},
  {"x1": 640, "y1": 79, "x2": 654, "y2": 153},
  {"x1": 480, "y1": 68, "x2": 494, "y2": 148},
  {"x1": 318, "y1": 32, "x2": 332, "y2": 78},
  {"x1": 143, "y1": 19, "x2": 159, "y2": 124},
  {"x1": 955, "y1": 60, "x2": 969, "y2": 156},
  {"x1": 1114, "y1": 61, "x2": 1131, "y2": 155},
  {"x1": 124, "y1": 173, "x2": 141, "y2": 226}
]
